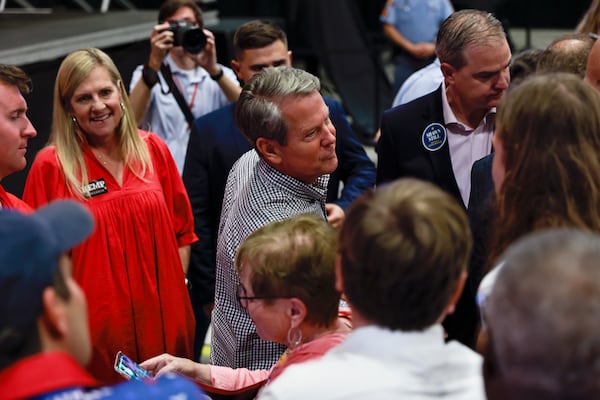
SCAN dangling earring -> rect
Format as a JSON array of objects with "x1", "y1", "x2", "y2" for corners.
[
  {"x1": 120, "y1": 102, "x2": 124, "y2": 110},
  {"x1": 71, "y1": 116, "x2": 77, "y2": 124},
  {"x1": 286, "y1": 325, "x2": 302, "y2": 350}
]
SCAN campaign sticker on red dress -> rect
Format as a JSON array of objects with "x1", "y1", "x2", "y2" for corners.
[{"x1": 83, "y1": 178, "x2": 108, "y2": 198}]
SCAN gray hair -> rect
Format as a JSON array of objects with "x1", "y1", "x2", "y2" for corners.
[
  {"x1": 234, "y1": 66, "x2": 320, "y2": 146},
  {"x1": 436, "y1": 9, "x2": 505, "y2": 70},
  {"x1": 487, "y1": 229, "x2": 600, "y2": 398}
]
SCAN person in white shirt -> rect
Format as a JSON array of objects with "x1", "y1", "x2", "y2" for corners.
[
  {"x1": 259, "y1": 178, "x2": 485, "y2": 400},
  {"x1": 391, "y1": 58, "x2": 443, "y2": 107},
  {"x1": 129, "y1": 0, "x2": 240, "y2": 173}
]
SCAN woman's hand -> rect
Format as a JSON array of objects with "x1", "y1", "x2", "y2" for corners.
[{"x1": 140, "y1": 353, "x2": 212, "y2": 384}]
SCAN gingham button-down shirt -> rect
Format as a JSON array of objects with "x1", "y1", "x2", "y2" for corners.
[{"x1": 211, "y1": 149, "x2": 329, "y2": 369}]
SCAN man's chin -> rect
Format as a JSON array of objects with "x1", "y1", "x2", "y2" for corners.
[
  {"x1": 325, "y1": 158, "x2": 338, "y2": 174},
  {"x1": 488, "y1": 93, "x2": 506, "y2": 107}
]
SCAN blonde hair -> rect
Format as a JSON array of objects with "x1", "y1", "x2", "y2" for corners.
[{"x1": 51, "y1": 48, "x2": 151, "y2": 198}]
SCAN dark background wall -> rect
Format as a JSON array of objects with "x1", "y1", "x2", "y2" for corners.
[
  {"x1": 3, "y1": 0, "x2": 593, "y2": 197},
  {"x1": 448, "y1": 0, "x2": 591, "y2": 28}
]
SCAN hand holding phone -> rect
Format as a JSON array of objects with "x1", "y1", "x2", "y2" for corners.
[{"x1": 114, "y1": 351, "x2": 153, "y2": 381}]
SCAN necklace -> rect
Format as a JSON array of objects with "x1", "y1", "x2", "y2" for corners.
[
  {"x1": 94, "y1": 151, "x2": 111, "y2": 166},
  {"x1": 91, "y1": 148, "x2": 125, "y2": 186},
  {"x1": 95, "y1": 152, "x2": 108, "y2": 166},
  {"x1": 92, "y1": 148, "x2": 122, "y2": 168}
]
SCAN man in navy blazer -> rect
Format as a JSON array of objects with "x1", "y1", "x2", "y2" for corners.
[
  {"x1": 182, "y1": 20, "x2": 376, "y2": 359},
  {"x1": 377, "y1": 10, "x2": 509, "y2": 208},
  {"x1": 377, "y1": 10, "x2": 511, "y2": 348},
  {"x1": 379, "y1": 84, "x2": 461, "y2": 198}
]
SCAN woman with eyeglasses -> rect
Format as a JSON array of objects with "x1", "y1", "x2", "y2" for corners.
[{"x1": 141, "y1": 213, "x2": 349, "y2": 392}]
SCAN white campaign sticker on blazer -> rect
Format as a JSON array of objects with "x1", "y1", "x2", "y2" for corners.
[{"x1": 421, "y1": 123, "x2": 447, "y2": 152}]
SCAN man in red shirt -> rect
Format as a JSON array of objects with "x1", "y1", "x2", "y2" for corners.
[{"x1": 0, "y1": 64, "x2": 37, "y2": 211}]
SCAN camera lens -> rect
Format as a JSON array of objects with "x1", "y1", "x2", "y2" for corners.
[
  {"x1": 182, "y1": 29, "x2": 207, "y2": 54},
  {"x1": 168, "y1": 21, "x2": 206, "y2": 54}
]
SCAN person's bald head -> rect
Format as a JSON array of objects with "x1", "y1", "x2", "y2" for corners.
[
  {"x1": 483, "y1": 229, "x2": 600, "y2": 400},
  {"x1": 536, "y1": 33, "x2": 594, "y2": 78}
]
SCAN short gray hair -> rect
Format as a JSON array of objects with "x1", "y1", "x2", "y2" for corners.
[
  {"x1": 436, "y1": 9, "x2": 505, "y2": 70},
  {"x1": 487, "y1": 229, "x2": 600, "y2": 398},
  {"x1": 234, "y1": 66, "x2": 320, "y2": 146}
]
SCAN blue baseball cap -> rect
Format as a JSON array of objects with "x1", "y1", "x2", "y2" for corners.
[{"x1": 0, "y1": 200, "x2": 94, "y2": 352}]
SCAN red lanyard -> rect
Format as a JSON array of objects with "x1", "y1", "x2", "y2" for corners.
[{"x1": 172, "y1": 75, "x2": 199, "y2": 109}]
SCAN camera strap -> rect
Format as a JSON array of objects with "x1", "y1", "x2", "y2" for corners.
[{"x1": 160, "y1": 63, "x2": 196, "y2": 129}]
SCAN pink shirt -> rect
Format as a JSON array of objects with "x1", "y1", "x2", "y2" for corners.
[
  {"x1": 208, "y1": 332, "x2": 347, "y2": 390},
  {"x1": 441, "y1": 87, "x2": 494, "y2": 207}
]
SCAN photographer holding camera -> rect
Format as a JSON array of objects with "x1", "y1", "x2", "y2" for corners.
[{"x1": 130, "y1": 0, "x2": 240, "y2": 174}]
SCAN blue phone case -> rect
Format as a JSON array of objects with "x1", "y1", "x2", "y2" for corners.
[{"x1": 114, "y1": 351, "x2": 153, "y2": 380}]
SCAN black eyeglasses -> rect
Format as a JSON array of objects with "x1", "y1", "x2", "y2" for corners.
[{"x1": 236, "y1": 283, "x2": 282, "y2": 309}]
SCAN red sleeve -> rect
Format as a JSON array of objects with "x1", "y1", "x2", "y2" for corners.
[
  {"x1": 0, "y1": 185, "x2": 33, "y2": 213},
  {"x1": 7, "y1": 194, "x2": 32, "y2": 213},
  {"x1": 23, "y1": 147, "x2": 66, "y2": 208},
  {"x1": 144, "y1": 131, "x2": 198, "y2": 247}
]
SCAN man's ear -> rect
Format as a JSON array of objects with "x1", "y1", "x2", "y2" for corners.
[
  {"x1": 440, "y1": 62, "x2": 456, "y2": 85},
  {"x1": 335, "y1": 255, "x2": 344, "y2": 294},
  {"x1": 287, "y1": 51, "x2": 293, "y2": 66},
  {"x1": 445, "y1": 270, "x2": 467, "y2": 315},
  {"x1": 231, "y1": 59, "x2": 241, "y2": 78},
  {"x1": 288, "y1": 298, "x2": 307, "y2": 328},
  {"x1": 256, "y1": 137, "x2": 283, "y2": 165},
  {"x1": 479, "y1": 327, "x2": 508, "y2": 400},
  {"x1": 40, "y1": 287, "x2": 67, "y2": 339}
]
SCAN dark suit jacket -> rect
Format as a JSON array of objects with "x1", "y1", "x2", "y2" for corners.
[
  {"x1": 182, "y1": 97, "x2": 376, "y2": 306},
  {"x1": 376, "y1": 85, "x2": 462, "y2": 202},
  {"x1": 377, "y1": 85, "x2": 485, "y2": 348},
  {"x1": 468, "y1": 153, "x2": 495, "y2": 293}
]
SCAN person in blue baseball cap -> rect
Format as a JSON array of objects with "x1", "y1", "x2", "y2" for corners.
[
  {"x1": 0, "y1": 199, "x2": 96, "y2": 398},
  {"x1": 0, "y1": 200, "x2": 207, "y2": 399}
]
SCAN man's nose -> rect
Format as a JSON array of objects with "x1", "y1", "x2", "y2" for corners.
[
  {"x1": 23, "y1": 116, "x2": 37, "y2": 138},
  {"x1": 323, "y1": 126, "x2": 336, "y2": 145},
  {"x1": 496, "y1": 71, "x2": 510, "y2": 89}
]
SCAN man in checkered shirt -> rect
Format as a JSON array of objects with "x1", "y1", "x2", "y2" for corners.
[{"x1": 211, "y1": 66, "x2": 339, "y2": 369}]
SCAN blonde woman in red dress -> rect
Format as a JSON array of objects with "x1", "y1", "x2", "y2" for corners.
[{"x1": 23, "y1": 48, "x2": 196, "y2": 384}]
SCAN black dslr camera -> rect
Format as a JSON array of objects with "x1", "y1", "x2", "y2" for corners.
[{"x1": 169, "y1": 20, "x2": 206, "y2": 54}]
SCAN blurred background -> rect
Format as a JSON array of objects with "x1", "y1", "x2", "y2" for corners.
[{"x1": 0, "y1": 0, "x2": 592, "y2": 195}]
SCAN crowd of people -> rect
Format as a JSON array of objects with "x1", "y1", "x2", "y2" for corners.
[{"x1": 3, "y1": 0, "x2": 600, "y2": 398}]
